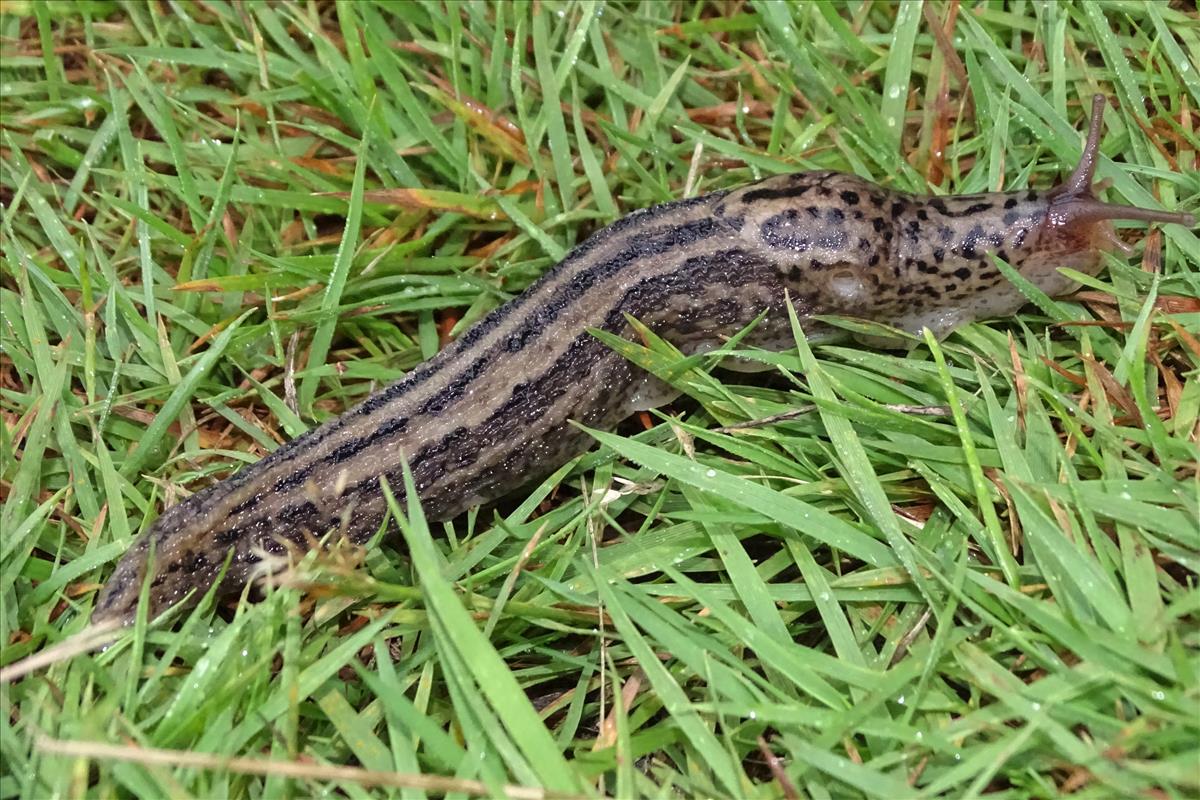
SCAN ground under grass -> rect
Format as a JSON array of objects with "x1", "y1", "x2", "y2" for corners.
[{"x1": 1, "y1": 1, "x2": 1198, "y2": 798}]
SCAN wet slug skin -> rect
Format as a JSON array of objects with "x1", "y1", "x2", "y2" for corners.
[{"x1": 93, "y1": 95, "x2": 1194, "y2": 625}]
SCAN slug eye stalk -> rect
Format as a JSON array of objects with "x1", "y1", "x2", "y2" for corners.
[{"x1": 1047, "y1": 94, "x2": 1194, "y2": 230}]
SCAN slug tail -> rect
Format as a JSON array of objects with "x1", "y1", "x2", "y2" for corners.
[{"x1": 1047, "y1": 94, "x2": 1194, "y2": 230}]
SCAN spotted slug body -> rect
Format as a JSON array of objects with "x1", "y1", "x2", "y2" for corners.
[{"x1": 93, "y1": 95, "x2": 1193, "y2": 625}]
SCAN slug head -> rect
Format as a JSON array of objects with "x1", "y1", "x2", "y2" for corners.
[{"x1": 1030, "y1": 94, "x2": 1193, "y2": 283}]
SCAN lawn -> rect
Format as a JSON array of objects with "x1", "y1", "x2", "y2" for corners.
[{"x1": 1, "y1": 1, "x2": 1198, "y2": 798}]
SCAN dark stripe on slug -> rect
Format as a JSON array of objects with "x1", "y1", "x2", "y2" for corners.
[
  {"x1": 343, "y1": 218, "x2": 729, "y2": 443},
  {"x1": 405, "y1": 249, "x2": 775, "y2": 491},
  {"x1": 218, "y1": 215, "x2": 741, "y2": 528},
  {"x1": 209, "y1": 200, "x2": 734, "y2": 521},
  {"x1": 930, "y1": 199, "x2": 994, "y2": 218},
  {"x1": 353, "y1": 203, "x2": 697, "y2": 414},
  {"x1": 393, "y1": 213, "x2": 728, "y2": 419},
  {"x1": 261, "y1": 193, "x2": 726, "y2": 465},
  {"x1": 263, "y1": 248, "x2": 774, "y2": 535},
  {"x1": 739, "y1": 182, "x2": 815, "y2": 203}
]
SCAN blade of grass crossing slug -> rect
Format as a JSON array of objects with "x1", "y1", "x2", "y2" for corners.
[
  {"x1": 384, "y1": 474, "x2": 582, "y2": 794},
  {"x1": 922, "y1": 330, "x2": 1020, "y2": 587},
  {"x1": 299, "y1": 127, "x2": 369, "y2": 415},
  {"x1": 787, "y1": 300, "x2": 934, "y2": 605}
]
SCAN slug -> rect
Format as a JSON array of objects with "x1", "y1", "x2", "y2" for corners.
[{"x1": 92, "y1": 95, "x2": 1193, "y2": 625}]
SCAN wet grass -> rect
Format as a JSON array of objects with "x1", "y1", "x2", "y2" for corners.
[{"x1": 1, "y1": 2, "x2": 1198, "y2": 798}]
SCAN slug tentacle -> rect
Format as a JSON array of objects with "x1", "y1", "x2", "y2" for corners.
[
  {"x1": 1051, "y1": 93, "x2": 1109, "y2": 200},
  {"x1": 1047, "y1": 94, "x2": 1194, "y2": 229}
]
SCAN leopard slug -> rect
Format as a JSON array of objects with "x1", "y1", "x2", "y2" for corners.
[{"x1": 93, "y1": 95, "x2": 1193, "y2": 625}]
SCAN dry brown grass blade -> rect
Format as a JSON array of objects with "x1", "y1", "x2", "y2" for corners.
[
  {"x1": 34, "y1": 736, "x2": 585, "y2": 800},
  {"x1": 0, "y1": 620, "x2": 121, "y2": 684}
]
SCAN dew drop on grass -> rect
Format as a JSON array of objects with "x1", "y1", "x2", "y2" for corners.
[
  {"x1": 705, "y1": 469, "x2": 716, "y2": 478},
  {"x1": 897, "y1": 694, "x2": 906, "y2": 705}
]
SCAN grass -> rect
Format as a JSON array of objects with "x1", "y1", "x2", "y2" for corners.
[{"x1": 2, "y1": 1, "x2": 1198, "y2": 797}]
